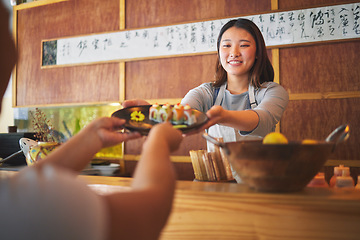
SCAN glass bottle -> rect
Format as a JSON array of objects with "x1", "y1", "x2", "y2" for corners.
[
  {"x1": 335, "y1": 169, "x2": 354, "y2": 188},
  {"x1": 329, "y1": 165, "x2": 348, "y2": 187}
]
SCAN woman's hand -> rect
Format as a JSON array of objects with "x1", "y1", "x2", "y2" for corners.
[
  {"x1": 184, "y1": 106, "x2": 226, "y2": 135},
  {"x1": 184, "y1": 105, "x2": 259, "y2": 136},
  {"x1": 204, "y1": 105, "x2": 226, "y2": 127}
]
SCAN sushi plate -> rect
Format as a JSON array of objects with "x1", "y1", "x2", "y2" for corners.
[{"x1": 111, "y1": 105, "x2": 209, "y2": 135}]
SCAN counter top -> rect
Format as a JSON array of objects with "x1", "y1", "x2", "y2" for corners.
[
  {"x1": 2, "y1": 171, "x2": 360, "y2": 239},
  {"x1": 81, "y1": 175, "x2": 360, "y2": 240}
]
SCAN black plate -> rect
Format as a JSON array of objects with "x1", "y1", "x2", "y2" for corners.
[{"x1": 111, "y1": 105, "x2": 209, "y2": 135}]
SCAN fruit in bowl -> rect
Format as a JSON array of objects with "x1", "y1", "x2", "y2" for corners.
[{"x1": 262, "y1": 132, "x2": 288, "y2": 144}]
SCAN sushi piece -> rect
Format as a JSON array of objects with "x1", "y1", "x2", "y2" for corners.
[
  {"x1": 172, "y1": 103, "x2": 185, "y2": 124},
  {"x1": 183, "y1": 104, "x2": 196, "y2": 125},
  {"x1": 149, "y1": 103, "x2": 161, "y2": 122},
  {"x1": 158, "y1": 103, "x2": 173, "y2": 122}
]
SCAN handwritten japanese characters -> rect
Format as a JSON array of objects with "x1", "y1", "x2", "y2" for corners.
[{"x1": 42, "y1": 3, "x2": 360, "y2": 67}]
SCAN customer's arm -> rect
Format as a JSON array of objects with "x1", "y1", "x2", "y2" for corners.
[
  {"x1": 104, "y1": 123, "x2": 183, "y2": 240},
  {"x1": 122, "y1": 99, "x2": 150, "y2": 107},
  {"x1": 36, "y1": 117, "x2": 141, "y2": 172}
]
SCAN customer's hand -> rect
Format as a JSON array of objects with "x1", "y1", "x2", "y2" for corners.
[
  {"x1": 147, "y1": 122, "x2": 183, "y2": 152},
  {"x1": 122, "y1": 99, "x2": 150, "y2": 108},
  {"x1": 84, "y1": 117, "x2": 141, "y2": 149}
]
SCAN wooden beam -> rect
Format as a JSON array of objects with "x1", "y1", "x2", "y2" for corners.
[
  {"x1": 124, "y1": 154, "x2": 191, "y2": 163},
  {"x1": 119, "y1": 0, "x2": 125, "y2": 30},
  {"x1": 13, "y1": 0, "x2": 68, "y2": 10},
  {"x1": 271, "y1": 0, "x2": 278, "y2": 10},
  {"x1": 289, "y1": 91, "x2": 360, "y2": 101},
  {"x1": 325, "y1": 159, "x2": 360, "y2": 167}
]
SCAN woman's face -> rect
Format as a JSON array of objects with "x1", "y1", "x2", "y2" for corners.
[{"x1": 219, "y1": 26, "x2": 256, "y2": 81}]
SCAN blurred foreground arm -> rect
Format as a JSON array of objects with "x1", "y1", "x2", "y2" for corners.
[
  {"x1": 104, "y1": 123, "x2": 183, "y2": 240},
  {"x1": 36, "y1": 117, "x2": 141, "y2": 172}
]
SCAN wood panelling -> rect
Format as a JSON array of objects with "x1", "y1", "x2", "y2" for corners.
[
  {"x1": 281, "y1": 98, "x2": 360, "y2": 160},
  {"x1": 125, "y1": 0, "x2": 272, "y2": 29},
  {"x1": 125, "y1": 55, "x2": 216, "y2": 100},
  {"x1": 279, "y1": 0, "x2": 354, "y2": 9},
  {"x1": 126, "y1": 50, "x2": 273, "y2": 101},
  {"x1": 15, "y1": 0, "x2": 120, "y2": 106},
  {"x1": 277, "y1": 0, "x2": 360, "y2": 168},
  {"x1": 280, "y1": 41, "x2": 360, "y2": 94}
]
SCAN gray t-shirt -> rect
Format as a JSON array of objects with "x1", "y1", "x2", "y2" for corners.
[{"x1": 181, "y1": 81, "x2": 289, "y2": 139}]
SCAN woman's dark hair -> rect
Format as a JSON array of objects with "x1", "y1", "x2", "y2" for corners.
[{"x1": 213, "y1": 18, "x2": 274, "y2": 88}]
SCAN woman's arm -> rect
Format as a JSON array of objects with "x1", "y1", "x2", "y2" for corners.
[
  {"x1": 192, "y1": 82, "x2": 289, "y2": 134},
  {"x1": 103, "y1": 123, "x2": 183, "y2": 240},
  {"x1": 203, "y1": 106, "x2": 259, "y2": 132}
]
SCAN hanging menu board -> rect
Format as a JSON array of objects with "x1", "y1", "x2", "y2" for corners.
[{"x1": 42, "y1": 3, "x2": 360, "y2": 67}]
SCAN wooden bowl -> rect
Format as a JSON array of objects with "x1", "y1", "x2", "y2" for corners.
[{"x1": 224, "y1": 141, "x2": 334, "y2": 192}]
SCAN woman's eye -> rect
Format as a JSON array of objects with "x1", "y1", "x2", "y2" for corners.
[
  {"x1": 222, "y1": 44, "x2": 231, "y2": 48},
  {"x1": 240, "y1": 44, "x2": 250, "y2": 47}
]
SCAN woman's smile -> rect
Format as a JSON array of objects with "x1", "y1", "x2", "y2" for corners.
[{"x1": 227, "y1": 60, "x2": 243, "y2": 65}]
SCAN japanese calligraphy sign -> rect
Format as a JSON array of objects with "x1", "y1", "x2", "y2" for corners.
[{"x1": 42, "y1": 3, "x2": 360, "y2": 67}]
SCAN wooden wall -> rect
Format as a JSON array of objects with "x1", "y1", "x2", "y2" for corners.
[
  {"x1": 278, "y1": 0, "x2": 360, "y2": 164},
  {"x1": 13, "y1": 0, "x2": 360, "y2": 180},
  {"x1": 278, "y1": 0, "x2": 360, "y2": 183},
  {"x1": 15, "y1": 0, "x2": 121, "y2": 106}
]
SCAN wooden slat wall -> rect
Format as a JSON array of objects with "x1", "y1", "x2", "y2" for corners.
[
  {"x1": 15, "y1": 0, "x2": 121, "y2": 106},
  {"x1": 280, "y1": 41, "x2": 360, "y2": 161},
  {"x1": 13, "y1": 0, "x2": 360, "y2": 180},
  {"x1": 277, "y1": 0, "x2": 360, "y2": 183},
  {"x1": 277, "y1": 0, "x2": 360, "y2": 164},
  {"x1": 278, "y1": 0, "x2": 351, "y2": 9}
]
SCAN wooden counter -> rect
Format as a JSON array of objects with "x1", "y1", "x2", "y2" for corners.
[{"x1": 81, "y1": 175, "x2": 360, "y2": 240}]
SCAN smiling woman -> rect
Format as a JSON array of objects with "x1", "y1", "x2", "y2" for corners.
[
  {"x1": 181, "y1": 18, "x2": 289, "y2": 183},
  {"x1": 218, "y1": 28, "x2": 257, "y2": 92}
]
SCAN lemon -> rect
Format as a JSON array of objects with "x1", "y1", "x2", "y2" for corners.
[
  {"x1": 263, "y1": 132, "x2": 288, "y2": 144},
  {"x1": 301, "y1": 139, "x2": 318, "y2": 144}
]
